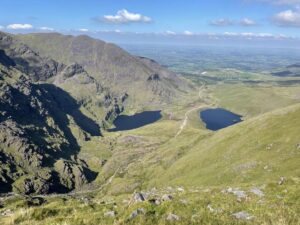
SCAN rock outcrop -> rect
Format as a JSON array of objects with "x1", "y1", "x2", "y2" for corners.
[{"x1": 0, "y1": 31, "x2": 125, "y2": 194}]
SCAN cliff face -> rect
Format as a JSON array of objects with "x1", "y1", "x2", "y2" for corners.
[{"x1": 0, "y1": 32, "x2": 125, "y2": 194}]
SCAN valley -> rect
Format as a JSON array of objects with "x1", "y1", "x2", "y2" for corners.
[{"x1": 0, "y1": 32, "x2": 300, "y2": 225}]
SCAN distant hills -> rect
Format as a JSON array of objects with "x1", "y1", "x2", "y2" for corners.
[{"x1": 272, "y1": 63, "x2": 300, "y2": 77}]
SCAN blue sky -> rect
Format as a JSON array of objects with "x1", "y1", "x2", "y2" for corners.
[{"x1": 1, "y1": 0, "x2": 300, "y2": 45}]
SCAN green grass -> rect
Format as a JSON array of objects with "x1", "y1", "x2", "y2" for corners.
[
  {"x1": 212, "y1": 84, "x2": 300, "y2": 118},
  {"x1": 145, "y1": 104, "x2": 300, "y2": 187},
  {"x1": 2, "y1": 55, "x2": 300, "y2": 224},
  {"x1": 1, "y1": 180, "x2": 299, "y2": 225},
  {"x1": 1, "y1": 96, "x2": 299, "y2": 224}
]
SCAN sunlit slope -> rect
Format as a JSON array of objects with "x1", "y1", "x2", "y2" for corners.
[
  {"x1": 16, "y1": 33, "x2": 192, "y2": 110},
  {"x1": 212, "y1": 84, "x2": 300, "y2": 118},
  {"x1": 146, "y1": 103, "x2": 300, "y2": 187}
]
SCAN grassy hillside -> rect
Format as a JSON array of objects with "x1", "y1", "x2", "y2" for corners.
[
  {"x1": 149, "y1": 104, "x2": 300, "y2": 187},
  {"x1": 212, "y1": 84, "x2": 300, "y2": 118},
  {"x1": 1, "y1": 103, "x2": 299, "y2": 225},
  {"x1": 1, "y1": 31, "x2": 299, "y2": 224},
  {"x1": 88, "y1": 102, "x2": 300, "y2": 192}
]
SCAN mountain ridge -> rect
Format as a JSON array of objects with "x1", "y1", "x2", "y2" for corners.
[
  {"x1": 16, "y1": 32, "x2": 192, "y2": 110},
  {"x1": 0, "y1": 31, "x2": 192, "y2": 195}
]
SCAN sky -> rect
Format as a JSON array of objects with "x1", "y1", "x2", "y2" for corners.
[{"x1": 1, "y1": 0, "x2": 300, "y2": 46}]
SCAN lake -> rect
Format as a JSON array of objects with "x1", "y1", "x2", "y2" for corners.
[
  {"x1": 109, "y1": 111, "x2": 162, "y2": 132},
  {"x1": 200, "y1": 108, "x2": 242, "y2": 131}
]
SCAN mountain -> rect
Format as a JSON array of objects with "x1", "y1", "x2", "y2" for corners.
[
  {"x1": 0, "y1": 31, "x2": 191, "y2": 194},
  {"x1": 0, "y1": 31, "x2": 299, "y2": 224},
  {"x1": 16, "y1": 33, "x2": 192, "y2": 110},
  {"x1": 1, "y1": 32, "x2": 126, "y2": 128},
  {"x1": 0, "y1": 31, "x2": 129, "y2": 194}
]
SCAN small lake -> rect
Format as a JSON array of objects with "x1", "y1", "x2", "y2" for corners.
[
  {"x1": 200, "y1": 108, "x2": 242, "y2": 131},
  {"x1": 109, "y1": 111, "x2": 162, "y2": 132}
]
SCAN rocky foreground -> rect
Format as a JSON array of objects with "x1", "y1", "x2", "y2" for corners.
[{"x1": 0, "y1": 176, "x2": 299, "y2": 225}]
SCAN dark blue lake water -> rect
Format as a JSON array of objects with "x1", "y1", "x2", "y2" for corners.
[
  {"x1": 200, "y1": 108, "x2": 242, "y2": 131},
  {"x1": 109, "y1": 111, "x2": 162, "y2": 132}
]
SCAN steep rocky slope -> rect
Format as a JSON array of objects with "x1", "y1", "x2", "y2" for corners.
[
  {"x1": 0, "y1": 31, "x2": 127, "y2": 194},
  {"x1": 0, "y1": 30, "x2": 191, "y2": 195},
  {"x1": 1, "y1": 32, "x2": 125, "y2": 127},
  {"x1": 17, "y1": 33, "x2": 192, "y2": 109},
  {"x1": 0, "y1": 62, "x2": 93, "y2": 194}
]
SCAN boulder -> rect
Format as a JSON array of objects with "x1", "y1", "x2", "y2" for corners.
[
  {"x1": 132, "y1": 192, "x2": 146, "y2": 203},
  {"x1": 161, "y1": 194, "x2": 173, "y2": 202},
  {"x1": 129, "y1": 208, "x2": 145, "y2": 220},
  {"x1": 148, "y1": 198, "x2": 161, "y2": 205},
  {"x1": 207, "y1": 204, "x2": 223, "y2": 213},
  {"x1": 225, "y1": 188, "x2": 247, "y2": 200},
  {"x1": 177, "y1": 187, "x2": 185, "y2": 192},
  {"x1": 166, "y1": 213, "x2": 180, "y2": 221},
  {"x1": 250, "y1": 187, "x2": 264, "y2": 197},
  {"x1": 104, "y1": 211, "x2": 116, "y2": 218},
  {"x1": 278, "y1": 177, "x2": 285, "y2": 185},
  {"x1": 232, "y1": 211, "x2": 254, "y2": 220}
]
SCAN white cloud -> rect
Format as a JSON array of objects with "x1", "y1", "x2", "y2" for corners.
[
  {"x1": 78, "y1": 28, "x2": 89, "y2": 32},
  {"x1": 84, "y1": 30, "x2": 297, "y2": 42},
  {"x1": 211, "y1": 18, "x2": 257, "y2": 26},
  {"x1": 273, "y1": 9, "x2": 300, "y2": 27},
  {"x1": 7, "y1": 24, "x2": 33, "y2": 30},
  {"x1": 103, "y1": 9, "x2": 152, "y2": 24},
  {"x1": 276, "y1": 0, "x2": 300, "y2": 4},
  {"x1": 222, "y1": 31, "x2": 292, "y2": 39},
  {"x1": 254, "y1": 0, "x2": 300, "y2": 5},
  {"x1": 0, "y1": 25, "x2": 4, "y2": 30},
  {"x1": 240, "y1": 18, "x2": 257, "y2": 26},
  {"x1": 183, "y1": 30, "x2": 194, "y2": 35},
  {"x1": 39, "y1": 26, "x2": 54, "y2": 31},
  {"x1": 224, "y1": 32, "x2": 238, "y2": 36},
  {"x1": 166, "y1": 30, "x2": 176, "y2": 35},
  {"x1": 257, "y1": 33, "x2": 273, "y2": 37},
  {"x1": 210, "y1": 18, "x2": 234, "y2": 26},
  {"x1": 241, "y1": 32, "x2": 255, "y2": 37}
]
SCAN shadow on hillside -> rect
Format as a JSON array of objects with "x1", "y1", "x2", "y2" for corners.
[
  {"x1": 40, "y1": 84, "x2": 101, "y2": 137},
  {"x1": 0, "y1": 49, "x2": 16, "y2": 67},
  {"x1": 37, "y1": 84, "x2": 100, "y2": 185},
  {"x1": 0, "y1": 49, "x2": 99, "y2": 191}
]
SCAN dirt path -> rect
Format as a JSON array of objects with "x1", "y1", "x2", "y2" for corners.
[
  {"x1": 174, "y1": 85, "x2": 208, "y2": 138},
  {"x1": 174, "y1": 105, "x2": 207, "y2": 138}
]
